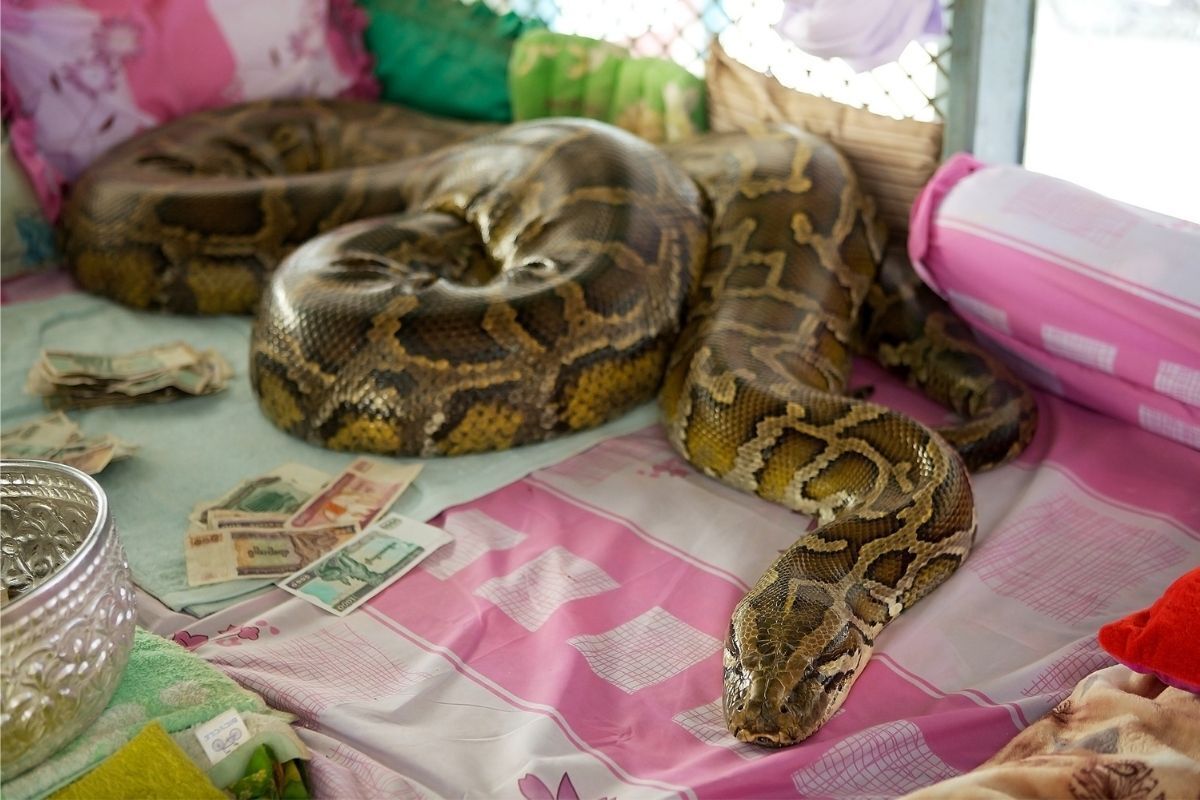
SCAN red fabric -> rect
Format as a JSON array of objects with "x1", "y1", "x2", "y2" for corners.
[{"x1": 1099, "y1": 567, "x2": 1200, "y2": 693}]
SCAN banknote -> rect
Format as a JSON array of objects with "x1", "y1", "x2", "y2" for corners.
[
  {"x1": 190, "y1": 463, "x2": 331, "y2": 528},
  {"x1": 205, "y1": 510, "x2": 289, "y2": 530},
  {"x1": 25, "y1": 342, "x2": 232, "y2": 409},
  {"x1": 286, "y1": 458, "x2": 422, "y2": 530},
  {"x1": 278, "y1": 514, "x2": 451, "y2": 616},
  {"x1": 41, "y1": 343, "x2": 198, "y2": 381},
  {"x1": 0, "y1": 411, "x2": 137, "y2": 474},
  {"x1": 56, "y1": 434, "x2": 138, "y2": 475},
  {"x1": 185, "y1": 524, "x2": 360, "y2": 586},
  {"x1": 0, "y1": 411, "x2": 77, "y2": 456}
]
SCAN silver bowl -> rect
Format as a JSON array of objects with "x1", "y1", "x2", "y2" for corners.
[{"x1": 0, "y1": 459, "x2": 136, "y2": 778}]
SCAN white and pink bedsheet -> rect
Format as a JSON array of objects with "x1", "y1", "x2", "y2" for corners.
[{"x1": 159, "y1": 364, "x2": 1200, "y2": 799}]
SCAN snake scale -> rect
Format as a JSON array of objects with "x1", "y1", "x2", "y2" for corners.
[{"x1": 63, "y1": 99, "x2": 1037, "y2": 746}]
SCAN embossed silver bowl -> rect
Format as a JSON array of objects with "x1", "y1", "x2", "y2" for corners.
[{"x1": 1, "y1": 459, "x2": 136, "y2": 778}]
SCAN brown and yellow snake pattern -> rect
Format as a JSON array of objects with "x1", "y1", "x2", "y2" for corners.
[{"x1": 62, "y1": 99, "x2": 1037, "y2": 746}]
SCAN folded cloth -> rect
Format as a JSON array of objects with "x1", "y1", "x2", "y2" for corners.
[
  {"x1": 776, "y1": 0, "x2": 944, "y2": 72},
  {"x1": 1100, "y1": 566, "x2": 1200, "y2": 693},
  {"x1": 902, "y1": 664, "x2": 1200, "y2": 799},
  {"x1": 509, "y1": 29, "x2": 706, "y2": 144},
  {"x1": 226, "y1": 744, "x2": 309, "y2": 800},
  {"x1": 172, "y1": 712, "x2": 309, "y2": 791},
  {"x1": 48, "y1": 722, "x2": 224, "y2": 800},
  {"x1": 1, "y1": 628, "x2": 290, "y2": 800}
]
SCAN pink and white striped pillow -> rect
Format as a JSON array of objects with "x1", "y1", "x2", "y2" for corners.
[
  {"x1": 0, "y1": 0, "x2": 378, "y2": 220},
  {"x1": 909, "y1": 153, "x2": 1200, "y2": 450}
]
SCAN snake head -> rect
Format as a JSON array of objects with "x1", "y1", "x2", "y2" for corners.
[{"x1": 722, "y1": 592, "x2": 873, "y2": 747}]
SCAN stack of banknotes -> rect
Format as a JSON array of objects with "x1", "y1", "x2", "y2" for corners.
[
  {"x1": 25, "y1": 342, "x2": 232, "y2": 409},
  {"x1": 184, "y1": 459, "x2": 423, "y2": 587},
  {"x1": 0, "y1": 411, "x2": 137, "y2": 474}
]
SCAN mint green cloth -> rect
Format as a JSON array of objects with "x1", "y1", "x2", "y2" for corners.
[
  {"x1": 509, "y1": 29, "x2": 708, "y2": 143},
  {"x1": 1, "y1": 629, "x2": 286, "y2": 800},
  {"x1": 0, "y1": 292, "x2": 659, "y2": 614}
]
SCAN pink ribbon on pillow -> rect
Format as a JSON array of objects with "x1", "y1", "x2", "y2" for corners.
[{"x1": 776, "y1": 0, "x2": 945, "y2": 72}]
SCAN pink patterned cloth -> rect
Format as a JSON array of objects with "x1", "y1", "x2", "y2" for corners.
[
  {"x1": 910, "y1": 153, "x2": 1200, "y2": 451},
  {"x1": 0, "y1": 0, "x2": 377, "y2": 220},
  {"x1": 161, "y1": 360, "x2": 1200, "y2": 798}
]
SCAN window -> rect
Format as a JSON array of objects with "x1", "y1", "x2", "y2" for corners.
[
  {"x1": 1023, "y1": 0, "x2": 1200, "y2": 222},
  {"x1": 494, "y1": 0, "x2": 1196, "y2": 221}
]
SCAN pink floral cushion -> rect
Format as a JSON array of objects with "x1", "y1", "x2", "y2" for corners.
[{"x1": 0, "y1": 0, "x2": 377, "y2": 220}]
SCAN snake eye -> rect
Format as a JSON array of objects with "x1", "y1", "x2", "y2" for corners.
[{"x1": 779, "y1": 704, "x2": 790, "y2": 715}]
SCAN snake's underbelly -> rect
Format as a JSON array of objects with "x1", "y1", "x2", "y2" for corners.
[{"x1": 62, "y1": 100, "x2": 1036, "y2": 745}]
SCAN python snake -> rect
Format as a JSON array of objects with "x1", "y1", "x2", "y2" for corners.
[{"x1": 63, "y1": 99, "x2": 1037, "y2": 746}]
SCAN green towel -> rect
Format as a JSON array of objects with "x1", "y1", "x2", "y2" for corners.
[
  {"x1": 509, "y1": 29, "x2": 708, "y2": 143},
  {"x1": 2, "y1": 629, "x2": 291, "y2": 800},
  {"x1": 48, "y1": 722, "x2": 225, "y2": 800}
]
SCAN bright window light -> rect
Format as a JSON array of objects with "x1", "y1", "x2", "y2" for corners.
[{"x1": 1023, "y1": 0, "x2": 1200, "y2": 222}]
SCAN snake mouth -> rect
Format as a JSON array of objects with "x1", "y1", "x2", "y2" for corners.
[
  {"x1": 731, "y1": 726, "x2": 799, "y2": 748},
  {"x1": 726, "y1": 676, "x2": 849, "y2": 748},
  {"x1": 724, "y1": 662, "x2": 827, "y2": 747},
  {"x1": 726, "y1": 690, "x2": 827, "y2": 747}
]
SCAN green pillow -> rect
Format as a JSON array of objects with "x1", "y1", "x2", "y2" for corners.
[
  {"x1": 509, "y1": 29, "x2": 708, "y2": 143},
  {"x1": 360, "y1": 0, "x2": 542, "y2": 122}
]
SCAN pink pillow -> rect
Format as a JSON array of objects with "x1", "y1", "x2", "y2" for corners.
[
  {"x1": 0, "y1": 0, "x2": 378, "y2": 220},
  {"x1": 910, "y1": 153, "x2": 1200, "y2": 451}
]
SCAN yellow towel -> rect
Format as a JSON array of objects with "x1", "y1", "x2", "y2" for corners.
[{"x1": 50, "y1": 722, "x2": 225, "y2": 800}]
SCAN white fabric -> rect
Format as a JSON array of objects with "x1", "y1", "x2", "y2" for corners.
[{"x1": 775, "y1": 0, "x2": 945, "y2": 71}]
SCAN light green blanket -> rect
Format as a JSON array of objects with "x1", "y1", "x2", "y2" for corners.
[
  {"x1": 0, "y1": 292, "x2": 659, "y2": 614},
  {"x1": 509, "y1": 29, "x2": 707, "y2": 144}
]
